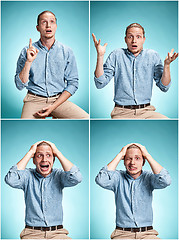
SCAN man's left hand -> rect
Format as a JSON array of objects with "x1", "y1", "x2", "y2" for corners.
[
  {"x1": 164, "y1": 49, "x2": 178, "y2": 65},
  {"x1": 35, "y1": 105, "x2": 54, "y2": 118}
]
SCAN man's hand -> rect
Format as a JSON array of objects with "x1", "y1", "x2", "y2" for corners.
[
  {"x1": 29, "y1": 141, "x2": 44, "y2": 157},
  {"x1": 45, "y1": 141, "x2": 60, "y2": 156},
  {"x1": 35, "y1": 105, "x2": 54, "y2": 118},
  {"x1": 27, "y1": 38, "x2": 39, "y2": 63},
  {"x1": 92, "y1": 33, "x2": 108, "y2": 57},
  {"x1": 132, "y1": 143, "x2": 150, "y2": 159},
  {"x1": 164, "y1": 49, "x2": 178, "y2": 65},
  {"x1": 119, "y1": 143, "x2": 134, "y2": 160}
]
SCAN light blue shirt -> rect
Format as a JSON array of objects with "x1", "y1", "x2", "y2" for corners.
[
  {"x1": 95, "y1": 166, "x2": 171, "y2": 228},
  {"x1": 15, "y1": 40, "x2": 79, "y2": 97},
  {"x1": 5, "y1": 165, "x2": 82, "y2": 227},
  {"x1": 94, "y1": 49, "x2": 171, "y2": 105}
]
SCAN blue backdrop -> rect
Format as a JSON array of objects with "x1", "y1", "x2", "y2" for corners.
[
  {"x1": 1, "y1": 1, "x2": 89, "y2": 118},
  {"x1": 90, "y1": 1, "x2": 178, "y2": 119},
  {"x1": 90, "y1": 120, "x2": 178, "y2": 239},
  {"x1": 1, "y1": 120, "x2": 89, "y2": 239}
]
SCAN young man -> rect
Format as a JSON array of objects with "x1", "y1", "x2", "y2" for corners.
[
  {"x1": 92, "y1": 23, "x2": 178, "y2": 119},
  {"x1": 15, "y1": 11, "x2": 89, "y2": 119},
  {"x1": 95, "y1": 143, "x2": 171, "y2": 239},
  {"x1": 5, "y1": 141, "x2": 82, "y2": 239}
]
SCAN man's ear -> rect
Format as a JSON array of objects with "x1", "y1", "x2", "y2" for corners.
[
  {"x1": 36, "y1": 25, "x2": 40, "y2": 32},
  {"x1": 124, "y1": 37, "x2": 127, "y2": 44}
]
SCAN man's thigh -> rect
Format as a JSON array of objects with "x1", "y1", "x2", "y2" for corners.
[
  {"x1": 137, "y1": 105, "x2": 169, "y2": 119},
  {"x1": 21, "y1": 94, "x2": 49, "y2": 119},
  {"x1": 51, "y1": 100, "x2": 89, "y2": 119},
  {"x1": 111, "y1": 229, "x2": 135, "y2": 239},
  {"x1": 47, "y1": 228, "x2": 71, "y2": 239},
  {"x1": 137, "y1": 229, "x2": 160, "y2": 239},
  {"x1": 111, "y1": 105, "x2": 169, "y2": 119},
  {"x1": 111, "y1": 107, "x2": 136, "y2": 119},
  {"x1": 20, "y1": 228, "x2": 45, "y2": 239}
]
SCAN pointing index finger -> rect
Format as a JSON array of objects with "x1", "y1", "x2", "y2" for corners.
[{"x1": 29, "y1": 38, "x2": 32, "y2": 48}]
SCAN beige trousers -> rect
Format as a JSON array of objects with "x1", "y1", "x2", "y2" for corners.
[
  {"x1": 111, "y1": 105, "x2": 169, "y2": 119},
  {"x1": 21, "y1": 93, "x2": 89, "y2": 119},
  {"x1": 20, "y1": 227, "x2": 71, "y2": 239},
  {"x1": 111, "y1": 229, "x2": 160, "y2": 239}
]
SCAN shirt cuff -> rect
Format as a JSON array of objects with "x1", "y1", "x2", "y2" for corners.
[
  {"x1": 64, "y1": 85, "x2": 78, "y2": 96},
  {"x1": 158, "y1": 79, "x2": 171, "y2": 92},
  {"x1": 15, "y1": 74, "x2": 29, "y2": 90}
]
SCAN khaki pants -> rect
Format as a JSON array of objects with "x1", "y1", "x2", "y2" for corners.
[
  {"x1": 21, "y1": 93, "x2": 89, "y2": 119},
  {"x1": 20, "y1": 227, "x2": 71, "y2": 239},
  {"x1": 111, "y1": 105, "x2": 169, "y2": 119},
  {"x1": 111, "y1": 229, "x2": 160, "y2": 239}
]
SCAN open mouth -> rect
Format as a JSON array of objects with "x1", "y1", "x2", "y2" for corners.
[
  {"x1": 46, "y1": 30, "x2": 52, "y2": 33},
  {"x1": 40, "y1": 164, "x2": 50, "y2": 172},
  {"x1": 132, "y1": 45, "x2": 137, "y2": 49}
]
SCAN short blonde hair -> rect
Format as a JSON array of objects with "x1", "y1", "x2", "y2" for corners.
[{"x1": 125, "y1": 23, "x2": 145, "y2": 37}]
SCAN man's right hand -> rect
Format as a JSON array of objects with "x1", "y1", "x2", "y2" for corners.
[
  {"x1": 29, "y1": 141, "x2": 43, "y2": 158},
  {"x1": 119, "y1": 143, "x2": 134, "y2": 160},
  {"x1": 92, "y1": 33, "x2": 108, "y2": 57},
  {"x1": 26, "y1": 38, "x2": 39, "y2": 62}
]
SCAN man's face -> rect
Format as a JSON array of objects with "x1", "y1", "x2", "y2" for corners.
[
  {"x1": 33, "y1": 145, "x2": 54, "y2": 177},
  {"x1": 124, "y1": 148, "x2": 144, "y2": 179},
  {"x1": 125, "y1": 27, "x2": 145, "y2": 56},
  {"x1": 36, "y1": 12, "x2": 57, "y2": 39}
]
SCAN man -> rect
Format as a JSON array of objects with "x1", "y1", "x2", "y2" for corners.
[
  {"x1": 92, "y1": 23, "x2": 178, "y2": 119},
  {"x1": 5, "y1": 141, "x2": 82, "y2": 239},
  {"x1": 15, "y1": 10, "x2": 89, "y2": 119},
  {"x1": 95, "y1": 143, "x2": 171, "y2": 239}
]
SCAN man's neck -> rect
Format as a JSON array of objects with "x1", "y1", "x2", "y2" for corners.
[{"x1": 40, "y1": 37, "x2": 55, "y2": 50}]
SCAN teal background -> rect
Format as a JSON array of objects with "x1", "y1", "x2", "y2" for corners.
[
  {"x1": 90, "y1": 1, "x2": 178, "y2": 119},
  {"x1": 90, "y1": 120, "x2": 178, "y2": 239},
  {"x1": 1, "y1": 1, "x2": 89, "y2": 118},
  {"x1": 1, "y1": 120, "x2": 89, "y2": 239}
]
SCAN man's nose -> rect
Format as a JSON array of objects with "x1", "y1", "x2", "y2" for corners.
[
  {"x1": 46, "y1": 21, "x2": 51, "y2": 27},
  {"x1": 132, "y1": 37, "x2": 137, "y2": 43},
  {"x1": 130, "y1": 159, "x2": 135, "y2": 164}
]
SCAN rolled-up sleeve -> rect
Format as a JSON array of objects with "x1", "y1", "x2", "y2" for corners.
[
  {"x1": 94, "y1": 51, "x2": 116, "y2": 89},
  {"x1": 60, "y1": 165, "x2": 82, "y2": 188},
  {"x1": 150, "y1": 168, "x2": 171, "y2": 189},
  {"x1": 154, "y1": 53, "x2": 171, "y2": 92},
  {"x1": 64, "y1": 48, "x2": 79, "y2": 95},
  {"x1": 95, "y1": 166, "x2": 120, "y2": 192},
  {"x1": 14, "y1": 47, "x2": 29, "y2": 90},
  {"x1": 4, "y1": 165, "x2": 29, "y2": 190}
]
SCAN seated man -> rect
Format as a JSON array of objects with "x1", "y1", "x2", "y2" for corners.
[
  {"x1": 5, "y1": 141, "x2": 82, "y2": 239},
  {"x1": 15, "y1": 10, "x2": 89, "y2": 119},
  {"x1": 92, "y1": 23, "x2": 178, "y2": 119},
  {"x1": 95, "y1": 143, "x2": 171, "y2": 239}
]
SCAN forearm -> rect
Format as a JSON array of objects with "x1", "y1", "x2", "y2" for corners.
[
  {"x1": 107, "y1": 152, "x2": 123, "y2": 171},
  {"x1": 51, "y1": 91, "x2": 71, "y2": 111},
  {"x1": 161, "y1": 63, "x2": 171, "y2": 86},
  {"x1": 19, "y1": 61, "x2": 32, "y2": 84},
  {"x1": 95, "y1": 55, "x2": 104, "y2": 78},
  {"x1": 56, "y1": 150, "x2": 73, "y2": 171},
  {"x1": 17, "y1": 150, "x2": 33, "y2": 170},
  {"x1": 146, "y1": 154, "x2": 163, "y2": 174}
]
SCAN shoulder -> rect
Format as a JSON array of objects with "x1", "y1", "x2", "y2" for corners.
[
  {"x1": 143, "y1": 49, "x2": 161, "y2": 58},
  {"x1": 54, "y1": 41, "x2": 74, "y2": 54},
  {"x1": 110, "y1": 48, "x2": 125, "y2": 56}
]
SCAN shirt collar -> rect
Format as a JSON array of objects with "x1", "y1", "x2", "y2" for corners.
[
  {"x1": 126, "y1": 48, "x2": 144, "y2": 58},
  {"x1": 125, "y1": 170, "x2": 143, "y2": 180},
  {"x1": 34, "y1": 168, "x2": 53, "y2": 179},
  {"x1": 37, "y1": 39, "x2": 57, "y2": 51}
]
